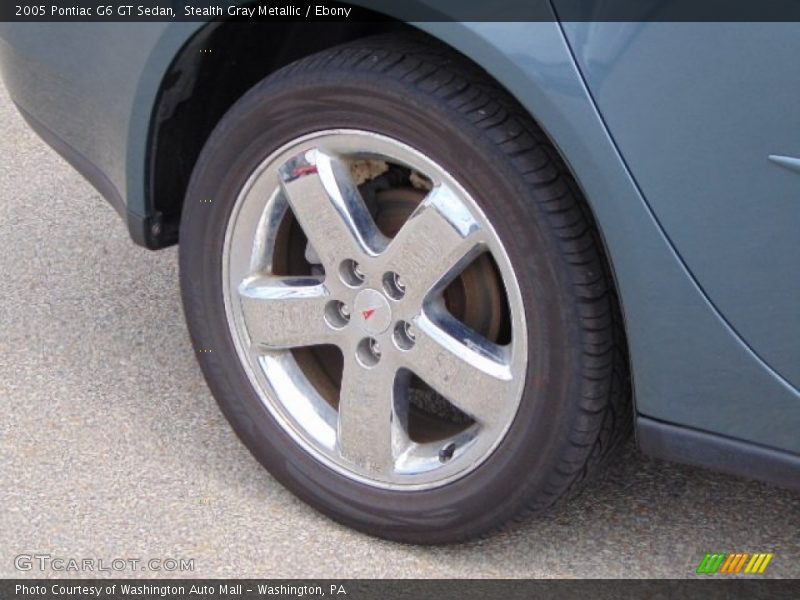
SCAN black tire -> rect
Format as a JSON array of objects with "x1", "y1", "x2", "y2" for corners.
[{"x1": 179, "y1": 33, "x2": 630, "y2": 543}]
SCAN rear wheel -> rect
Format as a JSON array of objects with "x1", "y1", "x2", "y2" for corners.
[{"x1": 179, "y1": 34, "x2": 630, "y2": 543}]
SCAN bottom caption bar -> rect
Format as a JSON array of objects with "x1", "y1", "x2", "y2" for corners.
[{"x1": 3, "y1": 579, "x2": 797, "y2": 600}]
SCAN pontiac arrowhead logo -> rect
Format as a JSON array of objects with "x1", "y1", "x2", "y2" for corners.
[{"x1": 361, "y1": 308, "x2": 376, "y2": 321}]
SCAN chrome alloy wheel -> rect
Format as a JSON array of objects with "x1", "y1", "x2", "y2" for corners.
[{"x1": 222, "y1": 130, "x2": 527, "y2": 490}]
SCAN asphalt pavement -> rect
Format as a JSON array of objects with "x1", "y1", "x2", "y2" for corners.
[{"x1": 1, "y1": 84, "x2": 798, "y2": 579}]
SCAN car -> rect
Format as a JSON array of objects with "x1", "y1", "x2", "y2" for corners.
[{"x1": 1, "y1": 8, "x2": 798, "y2": 543}]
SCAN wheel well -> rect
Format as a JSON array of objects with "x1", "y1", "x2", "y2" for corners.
[{"x1": 147, "y1": 19, "x2": 412, "y2": 246}]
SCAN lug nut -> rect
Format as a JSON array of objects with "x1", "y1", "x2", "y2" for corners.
[
  {"x1": 338, "y1": 303, "x2": 351, "y2": 320},
  {"x1": 369, "y1": 339, "x2": 382, "y2": 358},
  {"x1": 393, "y1": 320, "x2": 416, "y2": 350},
  {"x1": 383, "y1": 271, "x2": 406, "y2": 300},
  {"x1": 352, "y1": 262, "x2": 365, "y2": 282},
  {"x1": 325, "y1": 300, "x2": 350, "y2": 329},
  {"x1": 357, "y1": 337, "x2": 382, "y2": 367},
  {"x1": 340, "y1": 259, "x2": 366, "y2": 287}
]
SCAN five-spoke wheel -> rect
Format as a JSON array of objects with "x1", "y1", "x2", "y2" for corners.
[{"x1": 224, "y1": 132, "x2": 527, "y2": 488}]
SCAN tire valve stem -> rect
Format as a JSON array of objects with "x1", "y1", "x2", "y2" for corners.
[{"x1": 438, "y1": 442, "x2": 456, "y2": 463}]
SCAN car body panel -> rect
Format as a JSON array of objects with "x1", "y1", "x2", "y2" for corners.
[
  {"x1": 0, "y1": 23, "x2": 166, "y2": 218},
  {"x1": 561, "y1": 21, "x2": 800, "y2": 391},
  {"x1": 1, "y1": 12, "x2": 798, "y2": 473}
]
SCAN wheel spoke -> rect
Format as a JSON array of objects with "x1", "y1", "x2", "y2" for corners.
[
  {"x1": 337, "y1": 356, "x2": 401, "y2": 476},
  {"x1": 405, "y1": 312, "x2": 513, "y2": 428},
  {"x1": 278, "y1": 148, "x2": 383, "y2": 270},
  {"x1": 382, "y1": 185, "x2": 483, "y2": 309},
  {"x1": 238, "y1": 276, "x2": 334, "y2": 350}
]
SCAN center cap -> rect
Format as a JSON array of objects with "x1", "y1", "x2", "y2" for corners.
[{"x1": 353, "y1": 289, "x2": 392, "y2": 335}]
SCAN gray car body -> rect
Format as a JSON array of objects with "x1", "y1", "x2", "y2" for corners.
[{"x1": 1, "y1": 7, "x2": 798, "y2": 486}]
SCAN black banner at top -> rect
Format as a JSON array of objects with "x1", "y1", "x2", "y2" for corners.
[{"x1": 4, "y1": 0, "x2": 800, "y2": 22}]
